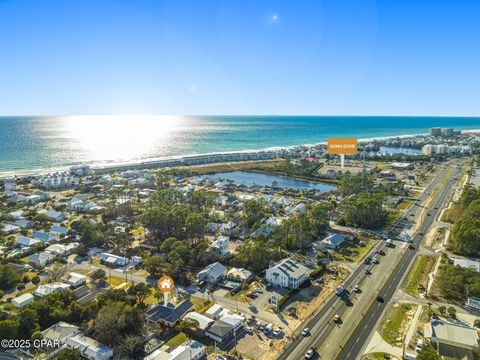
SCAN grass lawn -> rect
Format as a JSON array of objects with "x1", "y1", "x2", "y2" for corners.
[
  {"x1": 165, "y1": 332, "x2": 188, "y2": 347},
  {"x1": 442, "y1": 202, "x2": 462, "y2": 224},
  {"x1": 190, "y1": 296, "x2": 213, "y2": 313},
  {"x1": 404, "y1": 255, "x2": 436, "y2": 296},
  {"x1": 441, "y1": 167, "x2": 454, "y2": 186},
  {"x1": 397, "y1": 199, "x2": 413, "y2": 210},
  {"x1": 342, "y1": 240, "x2": 376, "y2": 263},
  {"x1": 107, "y1": 275, "x2": 127, "y2": 287},
  {"x1": 380, "y1": 303, "x2": 414, "y2": 345}
]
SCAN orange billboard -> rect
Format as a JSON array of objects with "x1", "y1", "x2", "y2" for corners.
[{"x1": 327, "y1": 138, "x2": 358, "y2": 155}]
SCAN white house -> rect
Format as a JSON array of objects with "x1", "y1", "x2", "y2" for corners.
[
  {"x1": 210, "y1": 236, "x2": 230, "y2": 256},
  {"x1": 266, "y1": 258, "x2": 309, "y2": 289},
  {"x1": 35, "y1": 283, "x2": 70, "y2": 298},
  {"x1": 144, "y1": 340, "x2": 205, "y2": 360},
  {"x1": 220, "y1": 222, "x2": 236, "y2": 236},
  {"x1": 184, "y1": 312, "x2": 214, "y2": 331},
  {"x1": 42, "y1": 321, "x2": 81, "y2": 346},
  {"x1": 99, "y1": 253, "x2": 129, "y2": 267},
  {"x1": 321, "y1": 233, "x2": 346, "y2": 250},
  {"x1": 66, "y1": 334, "x2": 113, "y2": 360},
  {"x1": 27, "y1": 252, "x2": 56, "y2": 266},
  {"x1": 11, "y1": 293, "x2": 35, "y2": 308},
  {"x1": 67, "y1": 272, "x2": 88, "y2": 288},
  {"x1": 197, "y1": 262, "x2": 227, "y2": 284},
  {"x1": 226, "y1": 267, "x2": 253, "y2": 283}
]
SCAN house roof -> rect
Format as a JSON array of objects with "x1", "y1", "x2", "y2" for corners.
[
  {"x1": 12, "y1": 293, "x2": 34, "y2": 305},
  {"x1": 33, "y1": 231, "x2": 56, "y2": 242},
  {"x1": 321, "y1": 233, "x2": 345, "y2": 247},
  {"x1": 269, "y1": 258, "x2": 309, "y2": 280},
  {"x1": 42, "y1": 321, "x2": 80, "y2": 343},
  {"x1": 198, "y1": 262, "x2": 226, "y2": 279},
  {"x1": 66, "y1": 334, "x2": 113, "y2": 359},
  {"x1": 430, "y1": 320, "x2": 479, "y2": 347},
  {"x1": 184, "y1": 312, "x2": 214, "y2": 330},
  {"x1": 206, "y1": 319, "x2": 234, "y2": 338},
  {"x1": 16, "y1": 236, "x2": 41, "y2": 246},
  {"x1": 227, "y1": 267, "x2": 252, "y2": 281},
  {"x1": 50, "y1": 225, "x2": 69, "y2": 234},
  {"x1": 146, "y1": 299, "x2": 193, "y2": 324}
]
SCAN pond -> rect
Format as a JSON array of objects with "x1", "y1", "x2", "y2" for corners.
[{"x1": 197, "y1": 171, "x2": 336, "y2": 192}]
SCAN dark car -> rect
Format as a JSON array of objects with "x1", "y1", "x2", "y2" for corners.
[
  {"x1": 364, "y1": 257, "x2": 372, "y2": 265},
  {"x1": 376, "y1": 295, "x2": 384, "y2": 303},
  {"x1": 408, "y1": 244, "x2": 415, "y2": 250}
]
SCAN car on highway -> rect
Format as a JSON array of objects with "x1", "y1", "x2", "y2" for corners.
[
  {"x1": 408, "y1": 244, "x2": 415, "y2": 250},
  {"x1": 376, "y1": 249, "x2": 385, "y2": 256},
  {"x1": 427, "y1": 213, "x2": 431, "y2": 216},
  {"x1": 372, "y1": 257, "x2": 379, "y2": 264},
  {"x1": 305, "y1": 349, "x2": 314, "y2": 359},
  {"x1": 333, "y1": 314, "x2": 340, "y2": 322},
  {"x1": 366, "y1": 269, "x2": 372, "y2": 275},
  {"x1": 336, "y1": 284, "x2": 345, "y2": 296},
  {"x1": 354, "y1": 285, "x2": 360, "y2": 293},
  {"x1": 364, "y1": 257, "x2": 372, "y2": 265},
  {"x1": 301, "y1": 327, "x2": 310, "y2": 336},
  {"x1": 376, "y1": 295, "x2": 384, "y2": 303}
]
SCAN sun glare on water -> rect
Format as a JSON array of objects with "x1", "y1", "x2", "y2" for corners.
[{"x1": 62, "y1": 116, "x2": 187, "y2": 163}]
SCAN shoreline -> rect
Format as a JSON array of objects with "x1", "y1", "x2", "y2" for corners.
[{"x1": 1, "y1": 129, "x2": 479, "y2": 179}]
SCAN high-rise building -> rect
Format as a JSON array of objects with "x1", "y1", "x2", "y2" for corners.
[
  {"x1": 429, "y1": 128, "x2": 442, "y2": 137},
  {"x1": 441, "y1": 128, "x2": 454, "y2": 137}
]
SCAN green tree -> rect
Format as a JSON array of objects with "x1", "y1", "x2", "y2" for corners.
[
  {"x1": 416, "y1": 343, "x2": 441, "y2": 360},
  {"x1": 94, "y1": 302, "x2": 144, "y2": 347},
  {"x1": 344, "y1": 193, "x2": 386, "y2": 229},
  {"x1": 0, "y1": 264, "x2": 20, "y2": 290},
  {"x1": 127, "y1": 283, "x2": 151, "y2": 304},
  {"x1": 339, "y1": 174, "x2": 374, "y2": 195},
  {"x1": 143, "y1": 256, "x2": 165, "y2": 278},
  {"x1": 244, "y1": 199, "x2": 267, "y2": 227},
  {"x1": 54, "y1": 348, "x2": 84, "y2": 360}
]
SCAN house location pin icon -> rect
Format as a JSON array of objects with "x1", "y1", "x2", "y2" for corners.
[{"x1": 158, "y1": 275, "x2": 174, "y2": 306}]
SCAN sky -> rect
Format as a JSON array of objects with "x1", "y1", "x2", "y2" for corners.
[{"x1": 0, "y1": 0, "x2": 479, "y2": 116}]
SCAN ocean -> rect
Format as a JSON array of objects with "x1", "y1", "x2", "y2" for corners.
[{"x1": 1, "y1": 115, "x2": 479, "y2": 176}]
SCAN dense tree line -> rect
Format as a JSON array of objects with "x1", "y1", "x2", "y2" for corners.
[
  {"x1": 140, "y1": 188, "x2": 211, "y2": 243},
  {"x1": 435, "y1": 262, "x2": 480, "y2": 302},
  {"x1": 342, "y1": 193, "x2": 387, "y2": 229},
  {"x1": 452, "y1": 185, "x2": 480, "y2": 256}
]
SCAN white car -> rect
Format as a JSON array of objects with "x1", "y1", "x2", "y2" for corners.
[
  {"x1": 354, "y1": 285, "x2": 360, "y2": 293},
  {"x1": 273, "y1": 328, "x2": 282, "y2": 337},
  {"x1": 305, "y1": 349, "x2": 314, "y2": 359},
  {"x1": 301, "y1": 327, "x2": 310, "y2": 336},
  {"x1": 415, "y1": 339, "x2": 423, "y2": 352}
]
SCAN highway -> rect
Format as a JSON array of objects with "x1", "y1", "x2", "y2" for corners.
[
  {"x1": 278, "y1": 163, "x2": 459, "y2": 360},
  {"x1": 336, "y1": 164, "x2": 461, "y2": 360}
]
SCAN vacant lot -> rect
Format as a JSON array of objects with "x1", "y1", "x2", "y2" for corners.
[
  {"x1": 404, "y1": 255, "x2": 436, "y2": 296},
  {"x1": 380, "y1": 303, "x2": 414, "y2": 345}
]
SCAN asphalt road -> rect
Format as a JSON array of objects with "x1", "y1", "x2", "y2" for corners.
[
  {"x1": 336, "y1": 164, "x2": 461, "y2": 360},
  {"x1": 278, "y1": 164, "x2": 458, "y2": 360}
]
